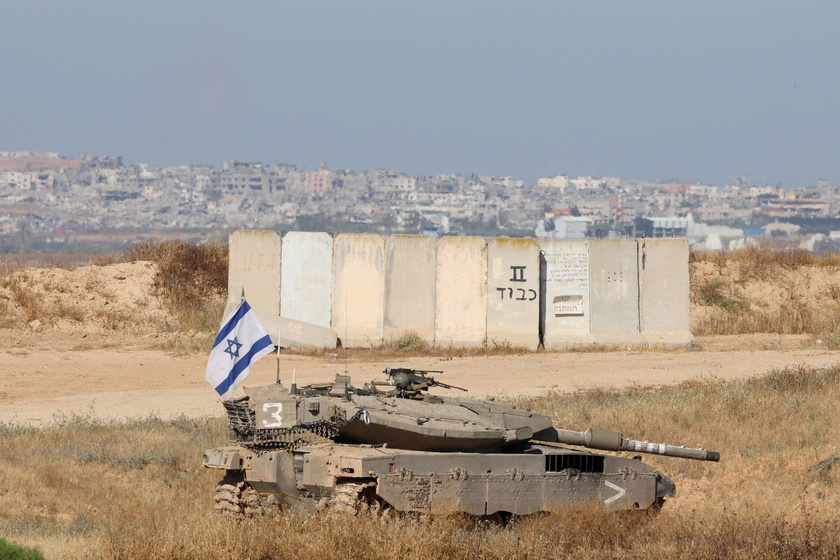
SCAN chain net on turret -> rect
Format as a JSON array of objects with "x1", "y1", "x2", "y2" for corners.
[{"x1": 222, "y1": 398, "x2": 363, "y2": 450}]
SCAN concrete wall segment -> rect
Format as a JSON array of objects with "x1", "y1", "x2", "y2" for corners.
[
  {"x1": 332, "y1": 233, "x2": 386, "y2": 347},
  {"x1": 226, "y1": 229, "x2": 282, "y2": 317},
  {"x1": 539, "y1": 239, "x2": 594, "y2": 348},
  {"x1": 435, "y1": 236, "x2": 487, "y2": 347},
  {"x1": 280, "y1": 231, "x2": 334, "y2": 328},
  {"x1": 589, "y1": 239, "x2": 646, "y2": 344},
  {"x1": 486, "y1": 238, "x2": 540, "y2": 349},
  {"x1": 638, "y1": 238, "x2": 693, "y2": 345},
  {"x1": 384, "y1": 235, "x2": 436, "y2": 342}
]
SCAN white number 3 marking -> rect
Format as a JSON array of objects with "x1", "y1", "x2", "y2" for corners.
[{"x1": 262, "y1": 403, "x2": 283, "y2": 428}]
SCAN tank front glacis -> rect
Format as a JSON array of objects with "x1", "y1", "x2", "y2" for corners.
[{"x1": 203, "y1": 368, "x2": 716, "y2": 517}]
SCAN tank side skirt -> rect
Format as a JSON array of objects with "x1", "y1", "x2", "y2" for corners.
[{"x1": 376, "y1": 469, "x2": 661, "y2": 514}]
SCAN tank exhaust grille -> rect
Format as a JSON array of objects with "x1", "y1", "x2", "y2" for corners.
[{"x1": 545, "y1": 454, "x2": 605, "y2": 473}]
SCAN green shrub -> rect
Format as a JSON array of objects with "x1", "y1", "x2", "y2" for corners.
[
  {"x1": 0, "y1": 539, "x2": 45, "y2": 560},
  {"x1": 124, "y1": 239, "x2": 228, "y2": 332},
  {"x1": 388, "y1": 330, "x2": 427, "y2": 352},
  {"x1": 693, "y1": 277, "x2": 744, "y2": 312}
]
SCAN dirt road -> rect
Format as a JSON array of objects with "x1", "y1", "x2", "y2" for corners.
[{"x1": 1, "y1": 331, "x2": 837, "y2": 426}]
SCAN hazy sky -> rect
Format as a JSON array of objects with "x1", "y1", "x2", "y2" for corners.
[{"x1": 2, "y1": 1, "x2": 838, "y2": 187}]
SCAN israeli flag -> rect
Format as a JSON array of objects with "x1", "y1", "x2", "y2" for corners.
[{"x1": 205, "y1": 300, "x2": 274, "y2": 398}]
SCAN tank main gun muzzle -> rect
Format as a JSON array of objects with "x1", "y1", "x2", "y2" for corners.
[{"x1": 549, "y1": 428, "x2": 720, "y2": 462}]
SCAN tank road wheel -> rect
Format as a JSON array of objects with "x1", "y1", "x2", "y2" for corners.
[
  {"x1": 214, "y1": 472, "x2": 273, "y2": 517},
  {"x1": 214, "y1": 473, "x2": 246, "y2": 515},
  {"x1": 327, "y1": 481, "x2": 377, "y2": 515},
  {"x1": 239, "y1": 486, "x2": 270, "y2": 517},
  {"x1": 646, "y1": 497, "x2": 666, "y2": 516},
  {"x1": 479, "y1": 512, "x2": 511, "y2": 527},
  {"x1": 215, "y1": 479, "x2": 280, "y2": 517},
  {"x1": 451, "y1": 511, "x2": 510, "y2": 528}
]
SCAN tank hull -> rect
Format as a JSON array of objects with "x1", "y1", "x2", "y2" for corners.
[{"x1": 204, "y1": 442, "x2": 675, "y2": 516}]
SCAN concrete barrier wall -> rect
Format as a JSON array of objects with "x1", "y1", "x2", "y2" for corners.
[
  {"x1": 486, "y1": 238, "x2": 540, "y2": 349},
  {"x1": 540, "y1": 239, "x2": 594, "y2": 348},
  {"x1": 638, "y1": 238, "x2": 692, "y2": 345},
  {"x1": 332, "y1": 233, "x2": 386, "y2": 347},
  {"x1": 280, "y1": 231, "x2": 334, "y2": 328},
  {"x1": 384, "y1": 235, "x2": 436, "y2": 342},
  {"x1": 435, "y1": 236, "x2": 487, "y2": 347},
  {"x1": 226, "y1": 230, "x2": 282, "y2": 316},
  {"x1": 589, "y1": 239, "x2": 645, "y2": 344},
  {"x1": 228, "y1": 231, "x2": 691, "y2": 348}
]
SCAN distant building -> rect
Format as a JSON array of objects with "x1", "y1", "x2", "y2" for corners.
[
  {"x1": 635, "y1": 215, "x2": 692, "y2": 238},
  {"x1": 81, "y1": 155, "x2": 123, "y2": 170},
  {"x1": 536, "y1": 174, "x2": 568, "y2": 192},
  {"x1": 303, "y1": 170, "x2": 334, "y2": 192},
  {"x1": 535, "y1": 216, "x2": 592, "y2": 239},
  {"x1": 762, "y1": 194, "x2": 827, "y2": 218}
]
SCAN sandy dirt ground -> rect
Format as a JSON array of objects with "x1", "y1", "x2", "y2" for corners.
[{"x1": 2, "y1": 330, "x2": 838, "y2": 426}]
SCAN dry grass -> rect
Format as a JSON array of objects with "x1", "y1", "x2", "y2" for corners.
[
  {"x1": 285, "y1": 331, "x2": 540, "y2": 360},
  {"x1": 690, "y1": 245, "x2": 840, "y2": 338},
  {"x1": 294, "y1": 344, "x2": 672, "y2": 366},
  {"x1": 3, "y1": 364, "x2": 840, "y2": 559}
]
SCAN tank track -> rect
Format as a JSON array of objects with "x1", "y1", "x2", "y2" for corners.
[
  {"x1": 215, "y1": 476, "x2": 377, "y2": 517},
  {"x1": 214, "y1": 479, "x2": 251, "y2": 516},
  {"x1": 214, "y1": 476, "x2": 282, "y2": 517}
]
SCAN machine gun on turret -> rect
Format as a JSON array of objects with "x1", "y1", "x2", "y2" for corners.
[{"x1": 370, "y1": 367, "x2": 468, "y2": 398}]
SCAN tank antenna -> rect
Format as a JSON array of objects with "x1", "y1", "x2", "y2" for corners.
[
  {"x1": 344, "y1": 289, "x2": 349, "y2": 375},
  {"x1": 274, "y1": 339, "x2": 281, "y2": 385}
]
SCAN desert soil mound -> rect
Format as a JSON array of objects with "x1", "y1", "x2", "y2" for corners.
[{"x1": 0, "y1": 261, "x2": 171, "y2": 332}]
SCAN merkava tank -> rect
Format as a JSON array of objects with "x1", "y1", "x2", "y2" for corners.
[{"x1": 203, "y1": 367, "x2": 720, "y2": 518}]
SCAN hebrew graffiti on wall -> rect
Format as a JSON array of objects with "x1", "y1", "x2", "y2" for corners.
[
  {"x1": 236, "y1": 251, "x2": 279, "y2": 272},
  {"x1": 495, "y1": 266, "x2": 538, "y2": 301},
  {"x1": 545, "y1": 250, "x2": 588, "y2": 284},
  {"x1": 553, "y1": 294, "x2": 584, "y2": 316}
]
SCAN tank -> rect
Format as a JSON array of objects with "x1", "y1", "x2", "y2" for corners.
[{"x1": 203, "y1": 367, "x2": 720, "y2": 518}]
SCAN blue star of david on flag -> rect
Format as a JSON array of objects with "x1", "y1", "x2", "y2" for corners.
[
  {"x1": 205, "y1": 300, "x2": 274, "y2": 398},
  {"x1": 224, "y1": 337, "x2": 243, "y2": 359}
]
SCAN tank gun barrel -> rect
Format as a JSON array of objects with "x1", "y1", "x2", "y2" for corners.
[{"x1": 548, "y1": 428, "x2": 720, "y2": 462}]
